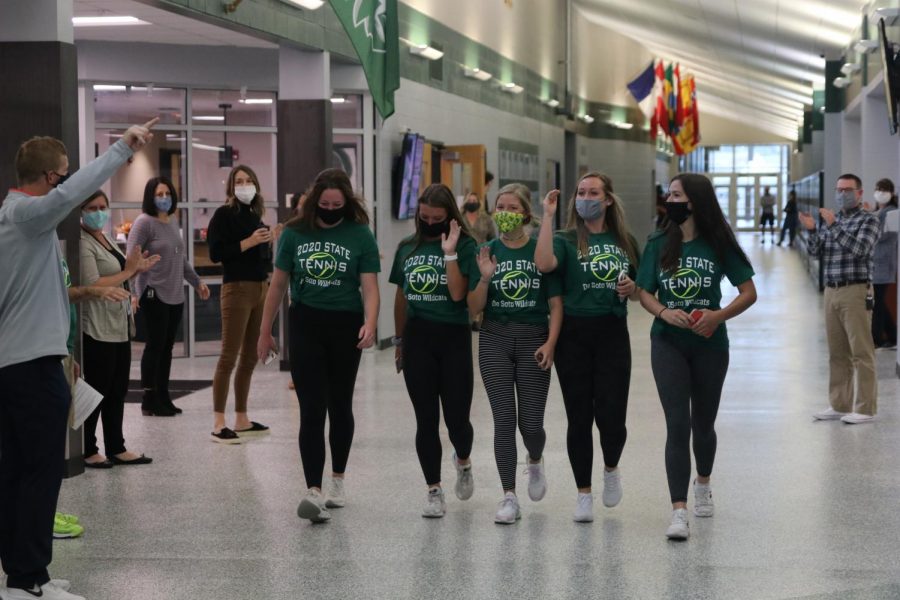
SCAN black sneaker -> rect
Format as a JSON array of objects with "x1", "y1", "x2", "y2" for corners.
[{"x1": 211, "y1": 427, "x2": 242, "y2": 444}]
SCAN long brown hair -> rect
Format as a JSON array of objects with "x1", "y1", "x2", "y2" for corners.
[
  {"x1": 564, "y1": 171, "x2": 638, "y2": 265},
  {"x1": 288, "y1": 168, "x2": 370, "y2": 230},
  {"x1": 659, "y1": 173, "x2": 751, "y2": 273},
  {"x1": 401, "y1": 183, "x2": 474, "y2": 250},
  {"x1": 225, "y1": 164, "x2": 265, "y2": 218}
]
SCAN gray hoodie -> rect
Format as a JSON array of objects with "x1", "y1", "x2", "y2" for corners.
[{"x1": 0, "y1": 139, "x2": 133, "y2": 369}]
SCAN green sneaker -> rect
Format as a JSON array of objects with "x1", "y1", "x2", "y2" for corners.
[
  {"x1": 53, "y1": 515, "x2": 85, "y2": 539},
  {"x1": 55, "y1": 511, "x2": 80, "y2": 525}
]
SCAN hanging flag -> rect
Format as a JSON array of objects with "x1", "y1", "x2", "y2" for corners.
[
  {"x1": 674, "y1": 72, "x2": 700, "y2": 155},
  {"x1": 690, "y1": 75, "x2": 701, "y2": 147},
  {"x1": 654, "y1": 60, "x2": 668, "y2": 137},
  {"x1": 626, "y1": 61, "x2": 657, "y2": 118},
  {"x1": 664, "y1": 63, "x2": 677, "y2": 135},
  {"x1": 328, "y1": 0, "x2": 400, "y2": 119}
]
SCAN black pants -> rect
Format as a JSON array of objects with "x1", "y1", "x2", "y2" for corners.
[
  {"x1": 651, "y1": 334, "x2": 729, "y2": 503},
  {"x1": 478, "y1": 320, "x2": 549, "y2": 492},
  {"x1": 402, "y1": 318, "x2": 474, "y2": 486},
  {"x1": 554, "y1": 314, "x2": 630, "y2": 489},
  {"x1": 778, "y1": 219, "x2": 797, "y2": 245},
  {"x1": 83, "y1": 334, "x2": 131, "y2": 457},
  {"x1": 872, "y1": 283, "x2": 897, "y2": 347},
  {"x1": 0, "y1": 357, "x2": 70, "y2": 590},
  {"x1": 289, "y1": 303, "x2": 363, "y2": 489},
  {"x1": 139, "y1": 290, "x2": 183, "y2": 405}
]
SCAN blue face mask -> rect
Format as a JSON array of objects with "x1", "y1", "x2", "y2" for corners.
[
  {"x1": 82, "y1": 209, "x2": 109, "y2": 231},
  {"x1": 154, "y1": 195, "x2": 173, "y2": 214},
  {"x1": 575, "y1": 199, "x2": 605, "y2": 221},
  {"x1": 835, "y1": 190, "x2": 857, "y2": 211}
]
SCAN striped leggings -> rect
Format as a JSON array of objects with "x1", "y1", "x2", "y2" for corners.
[{"x1": 478, "y1": 320, "x2": 551, "y2": 492}]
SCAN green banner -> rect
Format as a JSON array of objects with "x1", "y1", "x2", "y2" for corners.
[{"x1": 328, "y1": 0, "x2": 400, "y2": 119}]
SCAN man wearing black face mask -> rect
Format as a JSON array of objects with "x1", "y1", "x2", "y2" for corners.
[{"x1": 800, "y1": 173, "x2": 881, "y2": 425}]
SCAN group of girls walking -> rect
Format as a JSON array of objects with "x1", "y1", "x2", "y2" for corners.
[{"x1": 253, "y1": 166, "x2": 756, "y2": 540}]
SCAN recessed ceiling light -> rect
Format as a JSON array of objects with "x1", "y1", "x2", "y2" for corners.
[
  {"x1": 502, "y1": 82, "x2": 524, "y2": 94},
  {"x1": 581, "y1": 114, "x2": 595, "y2": 124},
  {"x1": 73, "y1": 16, "x2": 148, "y2": 26},
  {"x1": 280, "y1": 0, "x2": 325, "y2": 9},
  {"x1": 93, "y1": 85, "x2": 127, "y2": 91},
  {"x1": 239, "y1": 98, "x2": 274, "y2": 104},
  {"x1": 463, "y1": 67, "x2": 493, "y2": 81},
  {"x1": 607, "y1": 121, "x2": 634, "y2": 130},
  {"x1": 330, "y1": 97, "x2": 347, "y2": 104},
  {"x1": 410, "y1": 45, "x2": 443, "y2": 61},
  {"x1": 544, "y1": 98, "x2": 560, "y2": 108},
  {"x1": 192, "y1": 116, "x2": 226, "y2": 121}
]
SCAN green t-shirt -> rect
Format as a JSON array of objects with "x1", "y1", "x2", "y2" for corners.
[
  {"x1": 551, "y1": 230, "x2": 639, "y2": 317},
  {"x1": 274, "y1": 220, "x2": 381, "y2": 313},
  {"x1": 62, "y1": 259, "x2": 76, "y2": 353},
  {"x1": 389, "y1": 235, "x2": 479, "y2": 325},
  {"x1": 469, "y1": 238, "x2": 562, "y2": 325},
  {"x1": 636, "y1": 233, "x2": 755, "y2": 347}
]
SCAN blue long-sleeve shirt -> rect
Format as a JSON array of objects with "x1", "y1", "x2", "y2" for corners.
[{"x1": 0, "y1": 139, "x2": 132, "y2": 369}]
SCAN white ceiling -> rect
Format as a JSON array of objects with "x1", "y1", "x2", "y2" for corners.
[
  {"x1": 73, "y1": 0, "x2": 276, "y2": 48},
  {"x1": 575, "y1": 0, "x2": 870, "y2": 140}
]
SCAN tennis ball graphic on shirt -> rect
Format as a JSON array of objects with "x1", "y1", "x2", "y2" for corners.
[
  {"x1": 500, "y1": 270, "x2": 531, "y2": 301},
  {"x1": 670, "y1": 267, "x2": 702, "y2": 299},
  {"x1": 590, "y1": 253, "x2": 622, "y2": 282},
  {"x1": 307, "y1": 252, "x2": 338, "y2": 280},
  {"x1": 409, "y1": 265, "x2": 440, "y2": 294}
]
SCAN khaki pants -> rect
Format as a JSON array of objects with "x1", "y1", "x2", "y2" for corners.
[
  {"x1": 212, "y1": 281, "x2": 268, "y2": 414},
  {"x1": 824, "y1": 285, "x2": 877, "y2": 415}
]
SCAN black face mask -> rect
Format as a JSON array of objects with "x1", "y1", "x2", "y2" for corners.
[
  {"x1": 462, "y1": 202, "x2": 480, "y2": 213},
  {"x1": 419, "y1": 218, "x2": 450, "y2": 238},
  {"x1": 664, "y1": 201, "x2": 692, "y2": 225},
  {"x1": 317, "y1": 205, "x2": 345, "y2": 225}
]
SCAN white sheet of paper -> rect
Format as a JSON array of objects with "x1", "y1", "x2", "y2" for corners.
[
  {"x1": 72, "y1": 378, "x2": 104, "y2": 430},
  {"x1": 884, "y1": 210, "x2": 899, "y2": 233}
]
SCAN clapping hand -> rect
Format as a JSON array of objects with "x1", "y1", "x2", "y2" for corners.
[
  {"x1": 543, "y1": 190, "x2": 560, "y2": 218},
  {"x1": 476, "y1": 246, "x2": 497, "y2": 281},
  {"x1": 442, "y1": 220, "x2": 461, "y2": 255}
]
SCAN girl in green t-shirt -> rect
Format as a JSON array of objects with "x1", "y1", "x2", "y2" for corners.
[
  {"x1": 258, "y1": 168, "x2": 381, "y2": 524},
  {"x1": 390, "y1": 184, "x2": 479, "y2": 518},
  {"x1": 534, "y1": 171, "x2": 641, "y2": 524},
  {"x1": 467, "y1": 184, "x2": 563, "y2": 524},
  {"x1": 636, "y1": 173, "x2": 757, "y2": 541}
]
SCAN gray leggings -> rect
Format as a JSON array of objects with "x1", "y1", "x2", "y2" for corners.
[{"x1": 650, "y1": 334, "x2": 729, "y2": 503}]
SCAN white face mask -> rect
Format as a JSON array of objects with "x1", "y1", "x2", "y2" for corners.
[
  {"x1": 874, "y1": 190, "x2": 891, "y2": 205},
  {"x1": 234, "y1": 185, "x2": 257, "y2": 205}
]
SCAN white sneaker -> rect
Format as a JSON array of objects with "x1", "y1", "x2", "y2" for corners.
[
  {"x1": 524, "y1": 459, "x2": 547, "y2": 501},
  {"x1": 602, "y1": 468, "x2": 622, "y2": 507},
  {"x1": 573, "y1": 492, "x2": 594, "y2": 523},
  {"x1": 1, "y1": 581, "x2": 85, "y2": 600},
  {"x1": 422, "y1": 487, "x2": 447, "y2": 518},
  {"x1": 813, "y1": 407, "x2": 847, "y2": 420},
  {"x1": 452, "y1": 452, "x2": 474, "y2": 500},
  {"x1": 494, "y1": 492, "x2": 521, "y2": 524},
  {"x1": 841, "y1": 412, "x2": 875, "y2": 424},
  {"x1": 325, "y1": 478, "x2": 346, "y2": 508},
  {"x1": 296, "y1": 489, "x2": 331, "y2": 523},
  {"x1": 693, "y1": 480, "x2": 714, "y2": 517},
  {"x1": 666, "y1": 508, "x2": 690, "y2": 540}
]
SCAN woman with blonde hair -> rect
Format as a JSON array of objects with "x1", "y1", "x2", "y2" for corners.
[
  {"x1": 391, "y1": 183, "x2": 480, "y2": 518},
  {"x1": 534, "y1": 171, "x2": 640, "y2": 523},
  {"x1": 468, "y1": 183, "x2": 563, "y2": 523},
  {"x1": 207, "y1": 165, "x2": 273, "y2": 443}
]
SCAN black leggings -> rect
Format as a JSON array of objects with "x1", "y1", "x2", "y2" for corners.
[
  {"x1": 478, "y1": 320, "x2": 549, "y2": 492},
  {"x1": 82, "y1": 334, "x2": 130, "y2": 457},
  {"x1": 650, "y1": 334, "x2": 729, "y2": 503},
  {"x1": 554, "y1": 314, "x2": 630, "y2": 489},
  {"x1": 289, "y1": 303, "x2": 362, "y2": 489},
  {"x1": 402, "y1": 317, "x2": 474, "y2": 486},
  {"x1": 139, "y1": 289, "x2": 183, "y2": 403}
]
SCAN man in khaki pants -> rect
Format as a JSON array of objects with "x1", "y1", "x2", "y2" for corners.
[{"x1": 800, "y1": 173, "x2": 881, "y2": 424}]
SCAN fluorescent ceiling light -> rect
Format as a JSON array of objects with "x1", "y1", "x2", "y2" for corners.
[
  {"x1": 280, "y1": 0, "x2": 325, "y2": 9},
  {"x1": 855, "y1": 39, "x2": 879, "y2": 53},
  {"x1": 607, "y1": 121, "x2": 634, "y2": 130},
  {"x1": 93, "y1": 85, "x2": 127, "y2": 91},
  {"x1": 330, "y1": 97, "x2": 346, "y2": 104},
  {"x1": 840, "y1": 63, "x2": 861, "y2": 75},
  {"x1": 463, "y1": 67, "x2": 492, "y2": 81},
  {"x1": 502, "y1": 82, "x2": 524, "y2": 94},
  {"x1": 239, "y1": 98, "x2": 273, "y2": 104},
  {"x1": 544, "y1": 98, "x2": 560, "y2": 108},
  {"x1": 581, "y1": 114, "x2": 595, "y2": 124},
  {"x1": 410, "y1": 45, "x2": 443, "y2": 60},
  {"x1": 192, "y1": 143, "x2": 225, "y2": 152},
  {"x1": 73, "y1": 16, "x2": 147, "y2": 26},
  {"x1": 192, "y1": 115, "x2": 226, "y2": 121},
  {"x1": 832, "y1": 77, "x2": 850, "y2": 88}
]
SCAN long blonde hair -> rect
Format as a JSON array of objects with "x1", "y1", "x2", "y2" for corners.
[
  {"x1": 564, "y1": 171, "x2": 638, "y2": 264},
  {"x1": 494, "y1": 183, "x2": 539, "y2": 228}
]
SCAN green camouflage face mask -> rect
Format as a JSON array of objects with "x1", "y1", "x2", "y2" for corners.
[{"x1": 492, "y1": 210, "x2": 526, "y2": 234}]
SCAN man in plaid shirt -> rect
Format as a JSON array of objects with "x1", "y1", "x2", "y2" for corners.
[{"x1": 799, "y1": 173, "x2": 880, "y2": 424}]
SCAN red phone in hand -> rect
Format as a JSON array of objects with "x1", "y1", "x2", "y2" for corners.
[{"x1": 690, "y1": 309, "x2": 713, "y2": 337}]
